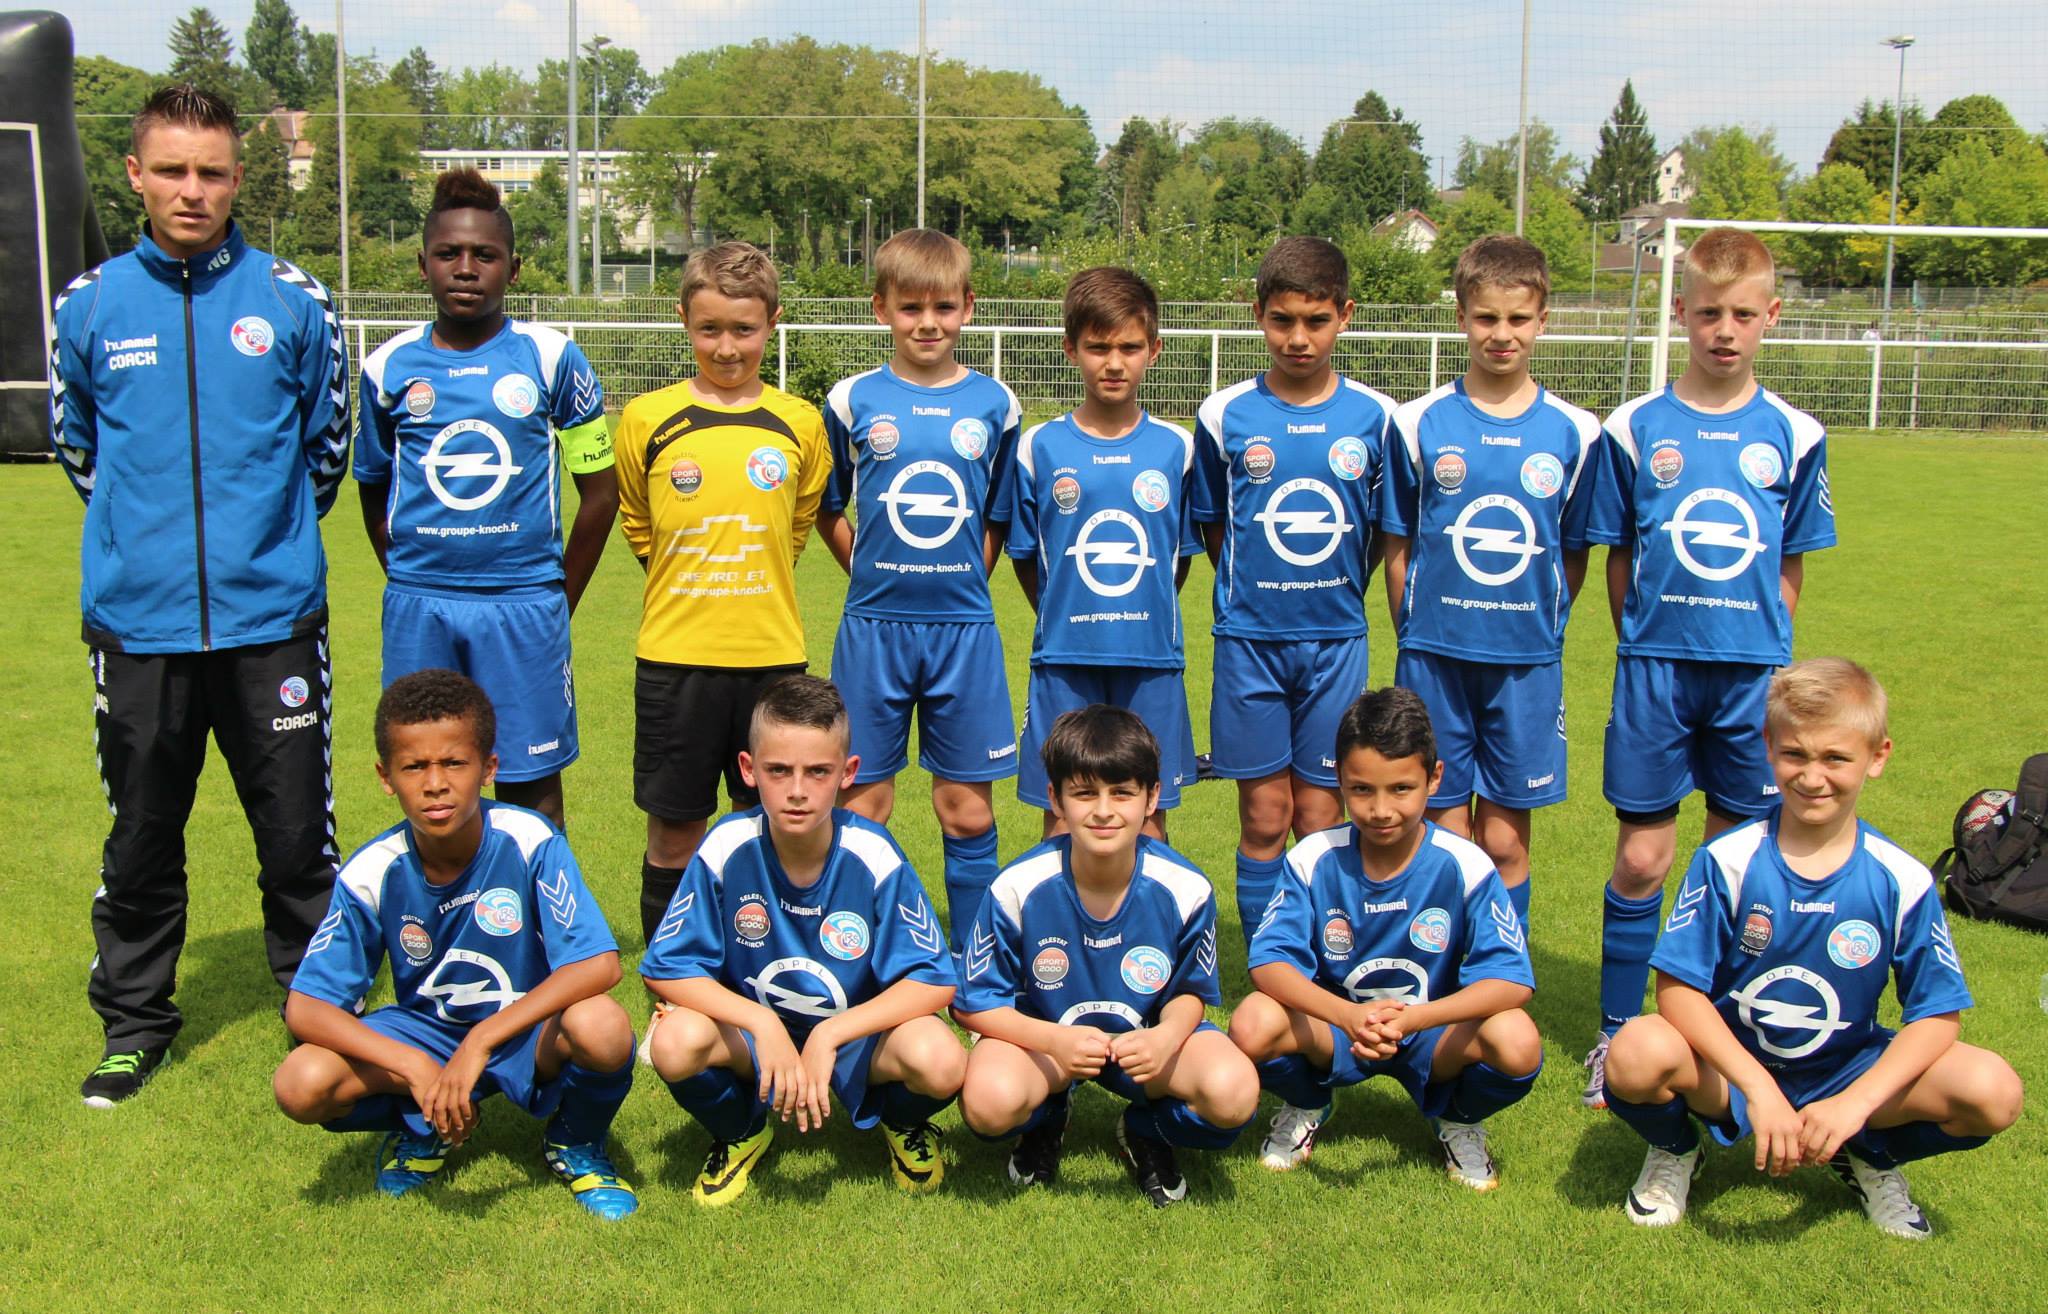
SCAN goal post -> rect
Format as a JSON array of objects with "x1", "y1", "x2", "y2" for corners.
[{"x1": 1649, "y1": 217, "x2": 2048, "y2": 428}]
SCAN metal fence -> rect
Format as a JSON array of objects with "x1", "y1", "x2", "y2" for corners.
[{"x1": 340, "y1": 307, "x2": 2048, "y2": 432}]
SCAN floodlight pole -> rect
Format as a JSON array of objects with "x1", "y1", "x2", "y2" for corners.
[
  {"x1": 335, "y1": 0, "x2": 348, "y2": 294},
  {"x1": 566, "y1": 0, "x2": 579, "y2": 296},
  {"x1": 588, "y1": 34, "x2": 610, "y2": 297},
  {"x1": 1881, "y1": 35, "x2": 1915, "y2": 334},
  {"x1": 916, "y1": 0, "x2": 927, "y2": 229},
  {"x1": 1513, "y1": 0, "x2": 1530, "y2": 235}
]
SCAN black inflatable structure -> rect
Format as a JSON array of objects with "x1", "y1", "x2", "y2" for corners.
[{"x1": 0, "y1": 11, "x2": 105, "y2": 460}]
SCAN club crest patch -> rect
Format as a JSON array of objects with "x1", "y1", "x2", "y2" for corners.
[
  {"x1": 1521, "y1": 452, "x2": 1565, "y2": 499},
  {"x1": 229, "y1": 316, "x2": 274, "y2": 357},
  {"x1": 747, "y1": 446, "x2": 789, "y2": 491},
  {"x1": 1120, "y1": 945, "x2": 1171, "y2": 995},
  {"x1": 492, "y1": 373, "x2": 539, "y2": 418},
  {"x1": 1131, "y1": 469, "x2": 1171, "y2": 513},
  {"x1": 1409, "y1": 907, "x2": 1451, "y2": 953},
  {"x1": 1828, "y1": 919, "x2": 1881, "y2": 970},
  {"x1": 474, "y1": 888, "x2": 523, "y2": 937},
  {"x1": 951, "y1": 417, "x2": 989, "y2": 460},
  {"x1": 1739, "y1": 442, "x2": 1784, "y2": 488},
  {"x1": 1328, "y1": 436, "x2": 1370, "y2": 481},
  {"x1": 820, "y1": 911, "x2": 870, "y2": 961},
  {"x1": 278, "y1": 676, "x2": 310, "y2": 708}
]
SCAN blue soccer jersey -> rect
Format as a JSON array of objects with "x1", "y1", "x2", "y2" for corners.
[
  {"x1": 1007, "y1": 412, "x2": 1200, "y2": 668},
  {"x1": 1250, "y1": 822, "x2": 1534, "y2": 1004},
  {"x1": 1381, "y1": 381, "x2": 1602, "y2": 664},
  {"x1": 1652, "y1": 813, "x2": 1973, "y2": 1081},
  {"x1": 1192, "y1": 374, "x2": 1395, "y2": 640},
  {"x1": 956, "y1": 835, "x2": 1221, "y2": 1028},
  {"x1": 1583, "y1": 386, "x2": 1834, "y2": 666},
  {"x1": 355, "y1": 319, "x2": 611, "y2": 588},
  {"x1": 639, "y1": 809, "x2": 953, "y2": 1033},
  {"x1": 822, "y1": 365, "x2": 1020, "y2": 622},
  {"x1": 290, "y1": 802, "x2": 616, "y2": 1026}
]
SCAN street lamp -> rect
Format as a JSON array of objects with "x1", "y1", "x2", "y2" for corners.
[
  {"x1": 586, "y1": 34, "x2": 611, "y2": 297},
  {"x1": 1881, "y1": 34, "x2": 1915, "y2": 332},
  {"x1": 862, "y1": 196, "x2": 874, "y2": 266}
]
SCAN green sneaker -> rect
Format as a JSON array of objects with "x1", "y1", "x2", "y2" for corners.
[{"x1": 81, "y1": 1046, "x2": 168, "y2": 1108}]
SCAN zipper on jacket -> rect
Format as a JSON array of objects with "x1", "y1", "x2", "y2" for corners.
[{"x1": 182, "y1": 261, "x2": 212, "y2": 651}]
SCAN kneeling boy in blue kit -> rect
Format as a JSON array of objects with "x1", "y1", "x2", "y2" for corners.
[
  {"x1": 956, "y1": 705, "x2": 1259, "y2": 1207},
  {"x1": 1605, "y1": 658, "x2": 2021, "y2": 1238},
  {"x1": 1229, "y1": 686, "x2": 1540, "y2": 1190},
  {"x1": 641, "y1": 675, "x2": 966, "y2": 1206},
  {"x1": 273, "y1": 669, "x2": 637, "y2": 1218}
]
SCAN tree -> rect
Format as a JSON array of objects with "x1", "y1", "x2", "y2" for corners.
[
  {"x1": 1909, "y1": 134, "x2": 2048, "y2": 285},
  {"x1": 1581, "y1": 81, "x2": 1659, "y2": 223},
  {"x1": 1185, "y1": 118, "x2": 1310, "y2": 238},
  {"x1": 169, "y1": 5, "x2": 272, "y2": 112},
  {"x1": 615, "y1": 49, "x2": 733, "y2": 253},
  {"x1": 1431, "y1": 189, "x2": 1515, "y2": 278},
  {"x1": 1680, "y1": 125, "x2": 1791, "y2": 222},
  {"x1": 1296, "y1": 91, "x2": 1432, "y2": 238},
  {"x1": 1523, "y1": 183, "x2": 1594, "y2": 293},
  {"x1": 1336, "y1": 229, "x2": 1440, "y2": 303},
  {"x1": 1783, "y1": 162, "x2": 1885, "y2": 286},
  {"x1": 1454, "y1": 120, "x2": 1576, "y2": 205},
  {"x1": 245, "y1": 0, "x2": 307, "y2": 107},
  {"x1": 1821, "y1": 99, "x2": 1933, "y2": 207},
  {"x1": 238, "y1": 115, "x2": 295, "y2": 251},
  {"x1": 922, "y1": 61, "x2": 1094, "y2": 241},
  {"x1": 300, "y1": 30, "x2": 336, "y2": 103},
  {"x1": 388, "y1": 47, "x2": 443, "y2": 149},
  {"x1": 343, "y1": 81, "x2": 423, "y2": 240},
  {"x1": 505, "y1": 159, "x2": 570, "y2": 288},
  {"x1": 73, "y1": 55, "x2": 156, "y2": 253},
  {"x1": 1099, "y1": 118, "x2": 1179, "y2": 236},
  {"x1": 441, "y1": 64, "x2": 543, "y2": 150}
]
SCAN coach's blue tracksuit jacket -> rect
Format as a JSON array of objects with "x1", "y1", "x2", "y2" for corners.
[{"x1": 48, "y1": 222, "x2": 349, "y2": 653}]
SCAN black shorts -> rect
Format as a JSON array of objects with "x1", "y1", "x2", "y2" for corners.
[{"x1": 634, "y1": 661, "x2": 805, "y2": 822}]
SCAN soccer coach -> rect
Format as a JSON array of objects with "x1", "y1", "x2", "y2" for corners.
[{"x1": 48, "y1": 84, "x2": 349, "y2": 1107}]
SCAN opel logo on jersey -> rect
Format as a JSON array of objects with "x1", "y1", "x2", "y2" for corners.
[
  {"x1": 418, "y1": 948, "x2": 523, "y2": 1020},
  {"x1": 1067, "y1": 509, "x2": 1155, "y2": 597},
  {"x1": 423, "y1": 419, "x2": 524, "y2": 511},
  {"x1": 1663, "y1": 488, "x2": 1766, "y2": 582},
  {"x1": 879, "y1": 461, "x2": 975, "y2": 550},
  {"x1": 1729, "y1": 964, "x2": 1853, "y2": 1060},
  {"x1": 744, "y1": 956, "x2": 850, "y2": 1019},
  {"x1": 1446, "y1": 494, "x2": 1544, "y2": 586},
  {"x1": 1255, "y1": 478, "x2": 1352, "y2": 567},
  {"x1": 1341, "y1": 956, "x2": 1431, "y2": 1004},
  {"x1": 1056, "y1": 999, "x2": 1146, "y2": 1028}
]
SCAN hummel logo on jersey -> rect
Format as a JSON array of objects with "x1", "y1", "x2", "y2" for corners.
[
  {"x1": 880, "y1": 461, "x2": 974, "y2": 550},
  {"x1": 1931, "y1": 919, "x2": 1960, "y2": 973},
  {"x1": 1665, "y1": 880, "x2": 1707, "y2": 932},
  {"x1": 308, "y1": 907, "x2": 344, "y2": 954},
  {"x1": 1790, "y1": 899, "x2": 1835, "y2": 914},
  {"x1": 1662, "y1": 489, "x2": 1766, "y2": 582},
  {"x1": 1255, "y1": 887, "x2": 1287, "y2": 936},
  {"x1": 900, "y1": 898, "x2": 944, "y2": 956},
  {"x1": 571, "y1": 365, "x2": 600, "y2": 417},
  {"x1": 1490, "y1": 900, "x2": 1526, "y2": 952},
  {"x1": 423, "y1": 420, "x2": 523, "y2": 511},
  {"x1": 537, "y1": 869, "x2": 578, "y2": 929},
  {"x1": 1255, "y1": 479, "x2": 1351, "y2": 567},
  {"x1": 1067, "y1": 510, "x2": 1155, "y2": 597},
  {"x1": 1285, "y1": 422, "x2": 1326, "y2": 434},
  {"x1": 653, "y1": 891, "x2": 695, "y2": 944},
  {"x1": 965, "y1": 925, "x2": 997, "y2": 980},
  {"x1": 911, "y1": 405, "x2": 951, "y2": 417},
  {"x1": 1196, "y1": 927, "x2": 1217, "y2": 977},
  {"x1": 1446, "y1": 495, "x2": 1543, "y2": 586}
]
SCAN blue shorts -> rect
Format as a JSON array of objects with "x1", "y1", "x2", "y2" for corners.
[
  {"x1": 1705, "y1": 1028, "x2": 1893, "y2": 1147},
  {"x1": 739, "y1": 1025, "x2": 888, "y2": 1130},
  {"x1": 1397, "y1": 649, "x2": 1566, "y2": 809},
  {"x1": 382, "y1": 583, "x2": 577, "y2": 782},
  {"x1": 361, "y1": 1005, "x2": 561, "y2": 1135},
  {"x1": 1018, "y1": 663, "x2": 1196, "y2": 811},
  {"x1": 1210, "y1": 634, "x2": 1370, "y2": 786},
  {"x1": 1603, "y1": 655, "x2": 1776, "y2": 818},
  {"x1": 1312, "y1": 1020, "x2": 1454, "y2": 1118},
  {"x1": 831, "y1": 615, "x2": 1018, "y2": 784}
]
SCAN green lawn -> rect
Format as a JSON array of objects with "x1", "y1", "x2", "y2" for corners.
[{"x1": 2, "y1": 430, "x2": 2045, "y2": 1311}]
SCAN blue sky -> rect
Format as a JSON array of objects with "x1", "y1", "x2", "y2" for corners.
[{"x1": 62, "y1": 0, "x2": 2048, "y2": 181}]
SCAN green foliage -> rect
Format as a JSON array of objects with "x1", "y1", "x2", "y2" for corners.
[
  {"x1": 1822, "y1": 99, "x2": 1933, "y2": 207},
  {"x1": 1783, "y1": 163, "x2": 1884, "y2": 286},
  {"x1": 387, "y1": 48, "x2": 443, "y2": 149},
  {"x1": 1680, "y1": 125, "x2": 1791, "y2": 222},
  {"x1": 1431, "y1": 189, "x2": 1513, "y2": 277},
  {"x1": 72, "y1": 55, "x2": 155, "y2": 254},
  {"x1": 1523, "y1": 184, "x2": 1593, "y2": 294},
  {"x1": 237, "y1": 116, "x2": 295, "y2": 250},
  {"x1": 439, "y1": 64, "x2": 547, "y2": 151},
  {"x1": 1909, "y1": 135, "x2": 2048, "y2": 285},
  {"x1": 167, "y1": 5, "x2": 272, "y2": 115},
  {"x1": 615, "y1": 50, "x2": 727, "y2": 253},
  {"x1": 505, "y1": 159, "x2": 572, "y2": 288},
  {"x1": 1454, "y1": 120, "x2": 1577, "y2": 205},
  {"x1": 1336, "y1": 229, "x2": 1442, "y2": 304},
  {"x1": 1186, "y1": 119, "x2": 1310, "y2": 238},
  {"x1": 1581, "y1": 81, "x2": 1659, "y2": 223},
  {"x1": 1296, "y1": 91, "x2": 1432, "y2": 237},
  {"x1": 924, "y1": 61, "x2": 1094, "y2": 241},
  {"x1": 243, "y1": 0, "x2": 307, "y2": 109},
  {"x1": 1099, "y1": 117, "x2": 1179, "y2": 236}
]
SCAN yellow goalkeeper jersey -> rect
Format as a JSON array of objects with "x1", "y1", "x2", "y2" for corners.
[{"x1": 614, "y1": 379, "x2": 831, "y2": 667}]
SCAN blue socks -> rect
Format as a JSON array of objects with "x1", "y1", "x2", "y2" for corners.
[
  {"x1": 1607, "y1": 1091, "x2": 1702, "y2": 1155},
  {"x1": 1235, "y1": 851, "x2": 1287, "y2": 942},
  {"x1": 321, "y1": 1093, "x2": 402, "y2": 1134},
  {"x1": 1125, "y1": 1098, "x2": 1247, "y2": 1150},
  {"x1": 1256, "y1": 1054, "x2": 1329, "y2": 1111},
  {"x1": 1600, "y1": 886, "x2": 1665, "y2": 1034},
  {"x1": 1853, "y1": 1121, "x2": 1990, "y2": 1168},
  {"x1": 1442, "y1": 1059, "x2": 1540, "y2": 1124},
  {"x1": 1505, "y1": 876, "x2": 1531, "y2": 929},
  {"x1": 941, "y1": 827, "x2": 999, "y2": 953},
  {"x1": 546, "y1": 1056, "x2": 635, "y2": 1147},
  {"x1": 666, "y1": 1067, "x2": 766, "y2": 1142},
  {"x1": 877, "y1": 1081, "x2": 953, "y2": 1129}
]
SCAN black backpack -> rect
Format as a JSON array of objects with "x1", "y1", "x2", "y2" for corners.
[{"x1": 1932, "y1": 754, "x2": 2048, "y2": 933}]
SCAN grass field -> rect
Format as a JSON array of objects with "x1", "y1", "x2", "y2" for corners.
[{"x1": 3, "y1": 430, "x2": 2046, "y2": 1312}]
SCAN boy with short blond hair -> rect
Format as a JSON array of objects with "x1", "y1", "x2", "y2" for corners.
[
  {"x1": 1605, "y1": 658, "x2": 2021, "y2": 1238},
  {"x1": 613, "y1": 241, "x2": 832, "y2": 944},
  {"x1": 641, "y1": 676, "x2": 965, "y2": 1205},
  {"x1": 957, "y1": 704, "x2": 1258, "y2": 1207},
  {"x1": 1008, "y1": 267, "x2": 1202, "y2": 839},
  {"x1": 1578, "y1": 227, "x2": 1836, "y2": 1109},
  {"x1": 1192, "y1": 235, "x2": 1396, "y2": 941},
  {"x1": 1228, "y1": 687, "x2": 1540, "y2": 1191},
  {"x1": 816, "y1": 228, "x2": 1022, "y2": 955},
  {"x1": 1378, "y1": 234, "x2": 1601, "y2": 931}
]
